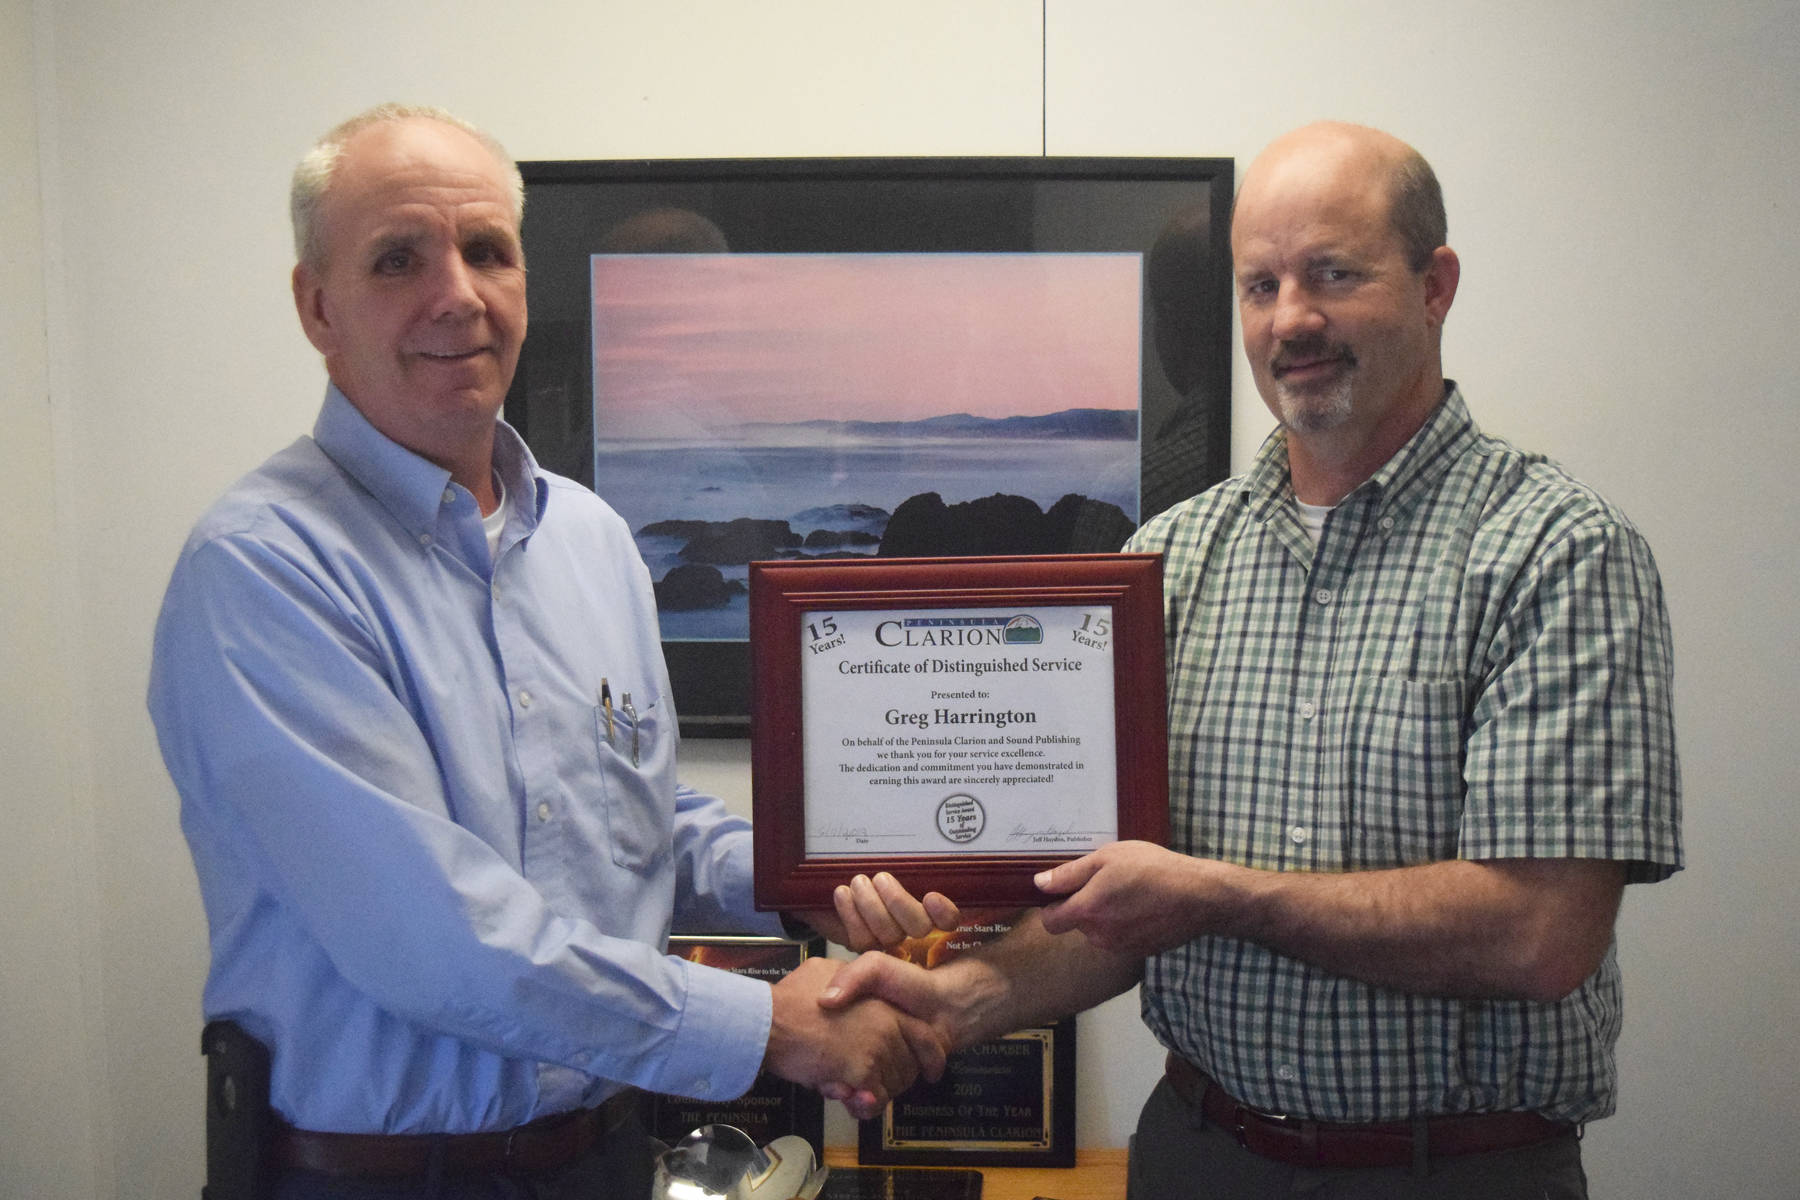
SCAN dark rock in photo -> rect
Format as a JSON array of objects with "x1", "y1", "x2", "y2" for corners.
[
  {"x1": 653, "y1": 563, "x2": 746, "y2": 611},
  {"x1": 802, "y1": 528, "x2": 882, "y2": 549},
  {"x1": 674, "y1": 518, "x2": 803, "y2": 565},
  {"x1": 877, "y1": 491, "x2": 1134, "y2": 558}
]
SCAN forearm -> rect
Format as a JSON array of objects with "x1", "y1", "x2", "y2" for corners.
[
  {"x1": 938, "y1": 911, "x2": 1141, "y2": 1048},
  {"x1": 669, "y1": 786, "x2": 786, "y2": 938},
  {"x1": 1218, "y1": 856, "x2": 1625, "y2": 1002}
]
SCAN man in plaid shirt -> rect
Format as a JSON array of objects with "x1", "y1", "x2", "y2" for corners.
[{"x1": 825, "y1": 121, "x2": 1681, "y2": 1197}]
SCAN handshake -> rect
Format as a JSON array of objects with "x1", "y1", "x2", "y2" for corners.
[
  {"x1": 755, "y1": 844, "x2": 1166, "y2": 1119},
  {"x1": 759, "y1": 872, "x2": 966, "y2": 1121}
]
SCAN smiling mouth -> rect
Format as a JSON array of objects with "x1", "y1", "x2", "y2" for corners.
[{"x1": 417, "y1": 348, "x2": 487, "y2": 362}]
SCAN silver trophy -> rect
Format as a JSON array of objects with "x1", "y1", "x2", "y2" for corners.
[{"x1": 650, "y1": 1124, "x2": 829, "y2": 1200}]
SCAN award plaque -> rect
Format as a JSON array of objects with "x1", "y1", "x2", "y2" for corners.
[
  {"x1": 858, "y1": 919, "x2": 1075, "y2": 1168},
  {"x1": 640, "y1": 935, "x2": 825, "y2": 1155},
  {"x1": 750, "y1": 554, "x2": 1167, "y2": 910}
]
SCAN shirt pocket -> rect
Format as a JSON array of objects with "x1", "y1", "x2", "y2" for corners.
[
  {"x1": 592, "y1": 692, "x2": 674, "y2": 872},
  {"x1": 1343, "y1": 675, "x2": 1466, "y2": 866}
]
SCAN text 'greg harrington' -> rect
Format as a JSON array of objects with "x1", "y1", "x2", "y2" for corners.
[{"x1": 886, "y1": 708, "x2": 1039, "y2": 731}]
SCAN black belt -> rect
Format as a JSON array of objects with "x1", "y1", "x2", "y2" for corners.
[
  {"x1": 273, "y1": 1090, "x2": 639, "y2": 1179},
  {"x1": 1165, "y1": 1054, "x2": 1573, "y2": 1170}
]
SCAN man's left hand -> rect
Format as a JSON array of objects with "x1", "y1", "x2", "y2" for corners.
[
  {"x1": 793, "y1": 872, "x2": 962, "y2": 953},
  {"x1": 1036, "y1": 840, "x2": 1227, "y2": 958}
]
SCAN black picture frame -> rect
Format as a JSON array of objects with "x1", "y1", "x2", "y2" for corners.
[
  {"x1": 504, "y1": 156, "x2": 1233, "y2": 736},
  {"x1": 860, "y1": 1021, "x2": 1076, "y2": 1169}
]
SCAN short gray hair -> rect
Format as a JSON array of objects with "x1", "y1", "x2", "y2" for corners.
[
  {"x1": 289, "y1": 103, "x2": 524, "y2": 269},
  {"x1": 1387, "y1": 148, "x2": 1446, "y2": 274}
]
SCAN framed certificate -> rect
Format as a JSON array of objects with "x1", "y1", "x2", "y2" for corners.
[
  {"x1": 861, "y1": 1023, "x2": 1074, "y2": 1168},
  {"x1": 750, "y1": 554, "x2": 1167, "y2": 909}
]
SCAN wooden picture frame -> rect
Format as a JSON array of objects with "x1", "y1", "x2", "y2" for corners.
[{"x1": 750, "y1": 553, "x2": 1167, "y2": 909}]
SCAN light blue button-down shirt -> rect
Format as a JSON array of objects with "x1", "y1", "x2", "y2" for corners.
[{"x1": 149, "y1": 386, "x2": 782, "y2": 1134}]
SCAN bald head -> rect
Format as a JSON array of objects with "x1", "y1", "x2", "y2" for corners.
[{"x1": 1235, "y1": 122, "x2": 1445, "y2": 273}]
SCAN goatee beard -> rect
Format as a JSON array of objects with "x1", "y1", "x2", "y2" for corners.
[{"x1": 1277, "y1": 373, "x2": 1355, "y2": 434}]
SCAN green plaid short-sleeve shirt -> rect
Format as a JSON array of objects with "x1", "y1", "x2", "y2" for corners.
[{"x1": 1124, "y1": 386, "x2": 1682, "y2": 1125}]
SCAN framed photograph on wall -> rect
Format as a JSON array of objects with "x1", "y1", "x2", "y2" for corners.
[{"x1": 503, "y1": 156, "x2": 1233, "y2": 735}]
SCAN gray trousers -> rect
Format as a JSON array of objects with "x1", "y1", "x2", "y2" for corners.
[{"x1": 1126, "y1": 1076, "x2": 1589, "y2": 1200}]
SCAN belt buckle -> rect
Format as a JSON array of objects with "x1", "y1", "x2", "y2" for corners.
[{"x1": 1234, "y1": 1103, "x2": 1289, "y2": 1148}]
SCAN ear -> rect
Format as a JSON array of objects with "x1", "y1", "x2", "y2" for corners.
[
  {"x1": 292, "y1": 262, "x2": 336, "y2": 357},
  {"x1": 1422, "y1": 245, "x2": 1460, "y2": 327}
]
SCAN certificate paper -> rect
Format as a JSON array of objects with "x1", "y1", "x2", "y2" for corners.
[{"x1": 801, "y1": 606, "x2": 1118, "y2": 858}]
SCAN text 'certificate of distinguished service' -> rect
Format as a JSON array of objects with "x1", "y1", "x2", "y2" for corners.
[
  {"x1": 750, "y1": 555, "x2": 1167, "y2": 909},
  {"x1": 800, "y1": 607, "x2": 1117, "y2": 858}
]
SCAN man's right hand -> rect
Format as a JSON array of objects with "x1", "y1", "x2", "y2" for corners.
[
  {"x1": 820, "y1": 908, "x2": 1143, "y2": 1060},
  {"x1": 763, "y1": 957, "x2": 949, "y2": 1120}
]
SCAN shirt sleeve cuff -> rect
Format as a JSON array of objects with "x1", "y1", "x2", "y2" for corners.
[{"x1": 646, "y1": 957, "x2": 774, "y2": 1102}]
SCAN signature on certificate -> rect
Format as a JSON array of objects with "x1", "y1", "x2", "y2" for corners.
[{"x1": 1006, "y1": 821, "x2": 1099, "y2": 847}]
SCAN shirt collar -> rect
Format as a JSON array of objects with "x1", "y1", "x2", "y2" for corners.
[
  {"x1": 1242, "y1": 381, "x2": 1477, "y2": 521},
  {"x1": 312, "y1": 384, "x2": 549, "y2": 537}
]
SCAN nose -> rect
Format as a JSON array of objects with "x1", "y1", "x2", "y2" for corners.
[
  {"x1": 430, "y1": 254, "x2": 484, "y2": 322},
  {"x1": 1270, "y1": 279, "x2": 1324, "y2": 342}
]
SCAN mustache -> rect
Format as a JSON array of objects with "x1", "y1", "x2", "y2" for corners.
[{"x1": 1272, "y1": 339, "x2": 1356, "y2": 377}]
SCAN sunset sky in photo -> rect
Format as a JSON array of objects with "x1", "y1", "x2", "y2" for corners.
[{"x1": 590, "y1": 252, "x2": 1142, "y2": 440}]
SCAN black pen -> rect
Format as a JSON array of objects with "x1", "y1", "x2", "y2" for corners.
[{"x1": 599, "y1": 678, "x2": 614, "y2": 746}]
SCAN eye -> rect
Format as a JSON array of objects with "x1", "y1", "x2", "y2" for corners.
[
  {"x1": 464, "y1": 238, "x2": 517, "y2": 269},
  {"x1": 1239, "y1": 277, "x2": 1278, "y2": 301},
  {"x1": 373, "y1": 247, "x2": 414, "y2": 276}
]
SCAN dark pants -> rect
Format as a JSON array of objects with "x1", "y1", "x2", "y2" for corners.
[
  {"x1": 1126, "y1": 1077, "x2": 1589, "y2": 1200},
  {"x1": 272, "y1": 1112, "x2": 658, "y2": 1200}
]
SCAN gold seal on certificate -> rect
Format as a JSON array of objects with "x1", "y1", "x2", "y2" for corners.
[{"x1": 750, "y1": 554, "x2": 1168, "y2": 909}]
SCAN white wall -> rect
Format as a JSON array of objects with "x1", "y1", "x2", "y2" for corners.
[
  {"x1": 2, "y1": 1, "x2": 106, "y2": 1197},
  {"x1": 7, "y1": 1, "x2": 1796, "y2": 1196}
]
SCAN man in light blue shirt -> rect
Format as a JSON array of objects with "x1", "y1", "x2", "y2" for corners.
[{"x1": 149, "y1": 104, "x2": 947, "y2": 1199}]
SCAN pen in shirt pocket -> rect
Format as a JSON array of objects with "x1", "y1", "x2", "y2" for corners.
[
  {"x1": 620, "y1": 693, "x2": 639, "y2": 766},
  {"x1": 599, "y1": 678, "x2": 614, "y2": 747}
]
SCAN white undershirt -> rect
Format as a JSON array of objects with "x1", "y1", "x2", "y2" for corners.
[
  {"x1": 482, "y1": 474, "x2": 509, "y2": 560},
  {"x1": 1295, "y1": 498, "x2": 1333, "y2": 547}
]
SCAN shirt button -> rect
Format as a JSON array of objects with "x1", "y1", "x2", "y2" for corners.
[
  {"x1": 1378, "y1": 515, "x2": 1395, "y2": 533},
  {"x1": 1275, "y1": 1063, "x2": 1297, "y2": 1082},
  {"x1": 537, "y1": 802, "x2": 551, "y2": 822},
  {"x1": 1313, "y1": 588, "x2": 1333, "y2": 605},
  {"x1": 442, "y1": 488, "x2": 456, "y2": 505},
  {"x1": 1299, "y1": 701, "x2": 1317, "y2": 720},
  {"x1": 691, "y1": 1078, "x2": 711, "y2": 1095},
  {"x1": 417, "y1": 532, "x2": 433, "y2": 547},
  {"x1": 518, "y1": 690, "x2": 533, "y2": 708},
  {"x1": 1289, "y1": 825, "x2": 1309, "y2": 845}
]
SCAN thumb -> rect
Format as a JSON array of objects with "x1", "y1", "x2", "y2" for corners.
[{"x1": 821, "y1": 951, "x2": 935, "y2": 1017}]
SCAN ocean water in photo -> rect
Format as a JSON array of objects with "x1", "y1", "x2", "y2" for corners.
[{"x1": 594, "y1": 435, "x2": 1139, "y2": 642}]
